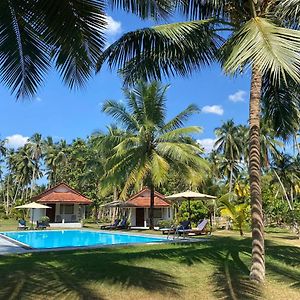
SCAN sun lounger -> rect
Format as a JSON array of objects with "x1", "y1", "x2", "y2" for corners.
[
  {"x1": 17, "y1": 219, "x2": 28, "y2": 230},
  {"x1": 100, "y1": 219, "x2": 120, "y2": 229},
  {"x1": 160, "y1": 220, "x2": 190, "y2": 235},
  {"x1": 116, "y1": 218, "x2": 128, "y2": 229},
  {"x1": 36, "y1": 221, "x2": 47, "y2": 230},
  {"x1": 178, "y1": 219, "x2": 209, "y2": 236}
]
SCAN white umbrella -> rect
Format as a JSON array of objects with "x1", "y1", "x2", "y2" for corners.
[
  {"x1": 166, "y1": 191, "x2": 216, "y2": 220},
  {"x1": 15, "y1": 202, "x2": 51, "y2": 228}
]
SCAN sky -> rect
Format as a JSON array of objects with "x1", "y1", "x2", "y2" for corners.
[{"x1": 0, "y1": 10, "x2": 252, "y2": 153}]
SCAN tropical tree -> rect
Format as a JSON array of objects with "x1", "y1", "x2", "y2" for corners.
[
  {"x1": 214, "y1": 120, "x2": 244, "y2": 194},
  {"x1": 101, "y1": 81, "x2": 208, "y2": 229},
  {"x1": 219, "y1": 194, "x2": 250, "y2": 237},
  {"x1": 28, "y1": 133, "x2": 44, "y2": 196},
  {"x1": 97, "y1": 1, "x2": 300, "y2": 282}
]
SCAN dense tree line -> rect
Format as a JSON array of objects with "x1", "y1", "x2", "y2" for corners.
[{"x1": 1, "y1": 83, "x2": 299, "y2": 239}]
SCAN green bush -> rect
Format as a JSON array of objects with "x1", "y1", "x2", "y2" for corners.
[
  {"x1": 39, "y1": 216, "x2": 50, "y2": 224},
  {"x1": 157, "y1": 219, "x2": 174, "y2": 229}
]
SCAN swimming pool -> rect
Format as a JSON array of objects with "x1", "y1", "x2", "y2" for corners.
[{"x1": 1, "y1": 230, "x2": 166, "y2": 249}]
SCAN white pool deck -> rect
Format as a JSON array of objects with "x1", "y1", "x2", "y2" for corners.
[
  {"x1": 0, "y1": 235, "x2": 28, "y2": 255},
  {"x1": 0, "y1": 229, "x2": 207, "y2": 255}
]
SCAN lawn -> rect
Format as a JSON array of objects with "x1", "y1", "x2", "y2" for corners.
[{"x1": 0, "y1": 229, "x2": 299, "y2": 300}]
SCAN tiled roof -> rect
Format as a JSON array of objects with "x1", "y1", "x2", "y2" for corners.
[
  {"x1": 33, "y1": 183, "x2": 92, "y2": 205},
  {"x1": 124, "y1": 187, "x2": 170, "y2": 208}
]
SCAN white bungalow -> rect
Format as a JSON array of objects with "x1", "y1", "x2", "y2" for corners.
[
  {"x1": 125, "y1": 187, "x2": 174, "y2": 228},
  {"x1": 31, "y1": 183, "x2": 92, "y2": 228}
]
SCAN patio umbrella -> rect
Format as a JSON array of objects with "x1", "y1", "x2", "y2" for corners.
[
  {"x1": 15, "y1": 202, "x2": 51, "y2": 228},
  {"x1": 165, "y1": 191, "x2": 216, "y2": 220}
]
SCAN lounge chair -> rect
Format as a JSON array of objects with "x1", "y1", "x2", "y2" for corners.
[
  {"x1": 160, "y1": 220, "x2": 190, "y2": 235},
  {"x1": 36, "y1": 221, "x2": 47, "y2": 230},
  {"x1": 116, "y1": 218, "x2": 128, "y2": 229},
  {"x1": 100, "y1": 219, "x2": 120, "y2": 229},
  {"x1": 178, "y1": 219, "x2": 209, "y2": 236},
  {"x1": 17, "y1": 219, "x2": 28, "y2": 230}
]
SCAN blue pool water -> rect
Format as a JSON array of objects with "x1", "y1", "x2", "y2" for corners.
[{"x1": 1, "y1": 230, "x2": 165, "y2": 249}]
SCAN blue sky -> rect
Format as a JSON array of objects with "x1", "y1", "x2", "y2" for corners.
[{"x1": 0, "y1": 10, "x2": 251, "y2": 152}]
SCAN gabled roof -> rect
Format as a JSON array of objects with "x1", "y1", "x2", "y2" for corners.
[
  {"x1": 124, "y1": 187, "x2": 170, "y2": 208},
  {"x1": 32, "y1": 183, "x2": 92, "y2": 205}
]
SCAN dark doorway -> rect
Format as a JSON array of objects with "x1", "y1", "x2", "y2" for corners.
[
  {"x1": 46, "y1": 204, "x2": 56, "y2": 222},
  {"x1": 136, "y1": 208, "x2": 144, "y2": 227}
]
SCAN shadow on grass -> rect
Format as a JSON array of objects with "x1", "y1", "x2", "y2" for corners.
[{"x1": 0, "y1": 236, "x2": 299, "y2": 299}]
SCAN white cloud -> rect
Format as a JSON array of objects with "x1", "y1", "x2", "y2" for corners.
[
  {"x1": 202, "y1": 105, "x2": 224, "y2": 115},
  {"x1": 5, "y1": 134, "x2": 29, "y2": 149},
  {"x1": 35, "y1": 96, "x2": 42, "y2": 102},
  {"x1": 228, "y1": 90, "x2": 247, "y2": 102},
  {"x1": 104, "y1": 16, "x2": 122, "y2": 36},
  {"x1": 197, "y1": 138, "x2": 217, "y2": 153}
]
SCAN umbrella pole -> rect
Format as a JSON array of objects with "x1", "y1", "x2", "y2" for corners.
[
  {"x1": 31, "y1": 208, "x2": 34, "y2": 229},
  {"x1": 188, "y1": 199, "x2": 191, "y2": 221}
]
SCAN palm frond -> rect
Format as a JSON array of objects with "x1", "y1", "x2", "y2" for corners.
[
  {"x1": 97, "y1": 20, "x2": 222, "y2": 84},
  {"x1": 40, "y1": 0, "x2": 106, "y2": 89},
  {"x1": 151, "y1": 151, "x2": 170, "y2": 185},
  {"x1": 162, "y1": 104, "x2": 200, "y2": 131},
  {"x1": 0, "y1": 1, "x2": 50, "y2": 98},
  {"x1": 102, "y1": 100, "x2": 139, "y2": 131},
  {"x1": 262, "y1": 75, "x2": 300, "y2": 140},
  {"x1": 175, "y1": 0, "x2": 249, "y2": 21},
  {"x1": 273, "y1": 0, "x2": 300, "y2": 29},
  {"x1": 222, "y1": 17, "x2": 300, "y2": 83},
  {"x1": 108, "y1": 0, "x2": 175, "y2": 20},
  {"x1": 158, "y1": 126, "x2": 202, "y2": 141}
]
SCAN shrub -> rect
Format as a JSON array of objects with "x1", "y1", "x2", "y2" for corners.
[
  {"x1": 157, "y1": 219, "x2": 174, "y2": 229},
  {"x1": 39, "y1": 216, "x2": 50, "y2": 224}
]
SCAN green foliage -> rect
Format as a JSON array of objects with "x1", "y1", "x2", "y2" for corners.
[
  {"x1": 177, "y1": 201, "x2": 209, "y2": 225},
  {"x1": 157, "y1": 219, "x2": 174, "y2": 229},
  {"x1": 39, "y1": 216, "x2": 50, "y2": 224}
]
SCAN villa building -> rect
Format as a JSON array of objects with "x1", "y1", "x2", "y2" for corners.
[
  {"x1": 31, "y1": 183, "x2": 92, "y2": 228},
  {"x1": 124, "y1": 188, "x2": 173, "y2": 227}
]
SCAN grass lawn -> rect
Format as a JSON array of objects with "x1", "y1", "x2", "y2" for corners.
[{"x1": 0, "y1": 227, "x2": 299, "y2": 300}]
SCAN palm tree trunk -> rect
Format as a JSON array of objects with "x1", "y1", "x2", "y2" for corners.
[
  {"x1": 149, "y1": 184, "x2": 155, "y2": 230},
  {"x1": 249, "y1": 66, "x2": 265, "y2": 282}
]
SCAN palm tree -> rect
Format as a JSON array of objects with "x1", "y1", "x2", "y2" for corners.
[
  {"x1": 44, "y1": 139, "x2": 68, "y2": 186},
  {"x1": 101, "y1": 81, "x2": 208, "y2": 229},
  {"x1": 28, "y1": 133, "x2": 44, "y2": 196},
  {"x1": 97, "y1": 1, "x2": 300, "y2": 281},
  {"x1": 0, "y1": 1, "x2": 171, "y2": 98},
  {"x1": 214, "y1": 120, "x2": 244, "y2": 194}
]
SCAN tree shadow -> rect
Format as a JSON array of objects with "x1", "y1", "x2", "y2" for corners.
[
  {"x1": 0, "y1": 249, "x2": 181, "y2": 300},
  {"x1": 0, "y1": 236, "x2": 299, "y2": 299}
]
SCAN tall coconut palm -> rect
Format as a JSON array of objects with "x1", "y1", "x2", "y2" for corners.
[
  {"x1": 97, "y1": 1, "x2": 300, "y2": 282},
  {"x1": 44, "y1": 139, "x2": 68, "y2": 186},
  {"x1": 28, "y1": 133, "x2": 44, "y2": 196},
  {"x1": 101, "y1": 81, "x2": 208, "y2": 229},
  {"x1": 214, "y1": 120, "x2": 244, "y2": 194},
  {"x1": 0, "y1": 0, "x2": 172, "y2": 98}
]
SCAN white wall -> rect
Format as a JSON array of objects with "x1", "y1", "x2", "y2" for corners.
[{"x1": 30, "y1": 208, "x2": 46, "y2": 224}]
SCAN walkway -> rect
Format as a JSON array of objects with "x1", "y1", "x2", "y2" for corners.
[{"x1": 0, "y1": 235, "x2": 27, "y2": 255}]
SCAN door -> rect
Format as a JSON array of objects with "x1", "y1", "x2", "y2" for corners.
[
  {"x1": 46, "y1": 204, "x2": 56, "y2": 222},
  {"x1": 136, "y1": 208, "x2": 144, "y2": 227}
]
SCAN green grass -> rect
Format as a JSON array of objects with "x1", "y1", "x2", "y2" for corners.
[{"x1": 0, "y1": 231, "x2": 299, "y2": 300}]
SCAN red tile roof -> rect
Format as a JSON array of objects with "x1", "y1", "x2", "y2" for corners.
[
  {"x1": 124, "y1": 187, "x2": 170, "y2": 208},
  {"x1": 32, "y1": 183, "x2": 92, "y2": 205}
]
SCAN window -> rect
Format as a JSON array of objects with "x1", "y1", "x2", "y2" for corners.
[
  {"x1": 60, "y1": 204, "x2": 74, "y2": 214},
  {"x1": 153, "y1": 208, "x2": 162, "y2": 218}
]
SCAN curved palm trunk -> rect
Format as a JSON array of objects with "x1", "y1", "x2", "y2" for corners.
[
  {"x1": 249, "y1": 66, "x2": 265, "y2": 282},
  {"x1": 149, "y1": 184, "x2": 155, "y2": 230}
]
